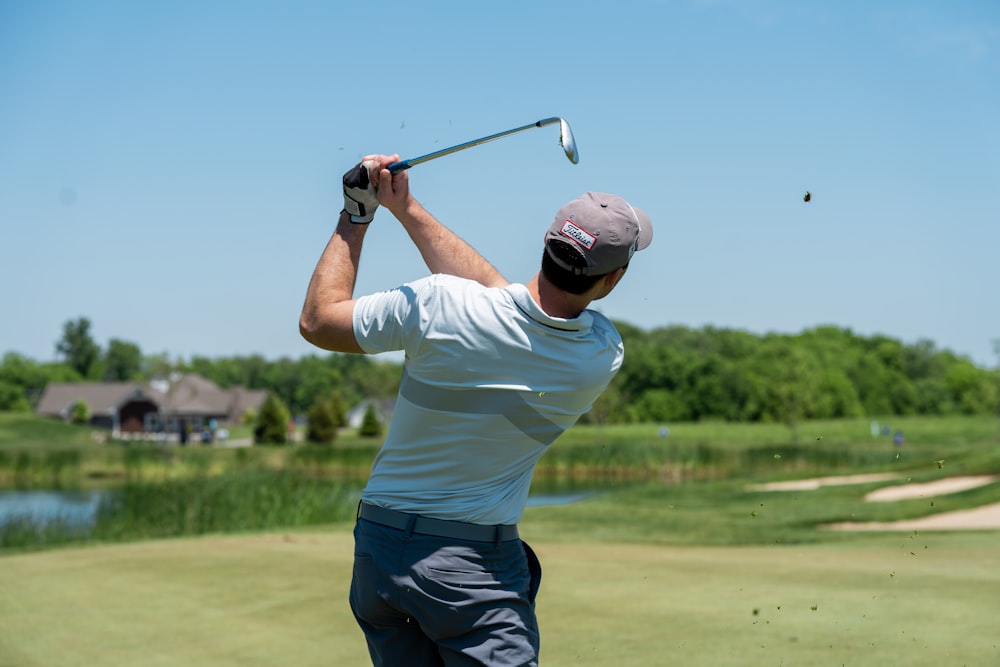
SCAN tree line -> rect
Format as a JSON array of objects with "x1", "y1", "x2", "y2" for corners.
[
  {"x1": 589, "y1": 324, "x2": 999, "y2": 426},
  {"x1": 0, "y1": 317, "x2": 401, "y2": 416},
  {"x1": 1, "y1": 318, "x2": 997, "y2": 425}
]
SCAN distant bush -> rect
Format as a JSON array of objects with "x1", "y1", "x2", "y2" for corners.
[
  {"x1": 71, "y1": 400, "x2": 90, "y2": 424},
  {"x1": 0, "y1": 381, "x2": 30, "y2": 411},
  {"x1": 306, "y1": 396, "x2": 338, "y2": 445},
  {"x1": 358, "y1": 404, "x2": 382, "y2": 438},
  {"x1": 254, "y1": 395, "x2": 289, "y2": 445}
]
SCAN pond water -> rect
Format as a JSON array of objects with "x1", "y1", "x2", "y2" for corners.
[
  {"x1": 0, "y1": 489, "x2": 109, "y2": 528},
  {"x1": 0, "y1": 488, "x2": 598, "y2": 530},
  {"x1": 525, "y1": 491, "x2": 598, "y2": 507}
]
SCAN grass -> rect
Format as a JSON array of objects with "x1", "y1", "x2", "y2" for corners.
[
  {"x1": 524, "y1": 474, "x2": 1000, "y2": 546},
  {"x1": 0, "y1": 470, "x2": 363, "y2": 552},
  {"x1": 0, "y1": 412, "x2": 98, "y2": 452},
  {"x1": 2, "y1": 413, "x2": 999, "y2": 664},
  {"x1": 3, "y1": 413, "x2": 996, "y2": 488},
  {"x1": 2, "y1": 414, "x2": 999, "y2": 550},
  {"x1": 1, "y1": 527, "x2": 997, "y2": 666}
]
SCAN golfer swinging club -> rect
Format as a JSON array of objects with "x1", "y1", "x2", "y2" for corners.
[{"x1": 300, "y1": 153, "x2": 653, "y2": 666}]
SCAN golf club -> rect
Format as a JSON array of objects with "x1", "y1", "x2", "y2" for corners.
[{"x1": 387, "y1": 117, "x2": 578, "y2": 173}]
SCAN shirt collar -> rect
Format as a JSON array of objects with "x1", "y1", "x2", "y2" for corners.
[{"x1": 504, "y1": 283, "x2": 592, "y2": 332}]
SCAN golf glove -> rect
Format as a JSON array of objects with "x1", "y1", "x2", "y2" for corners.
[{"x1": 343, "y1": 160, "x2": 379, "y2": 224}]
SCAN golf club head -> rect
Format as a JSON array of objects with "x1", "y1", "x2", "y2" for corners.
[{"x1": 558, "y1": 118, "x2": 579, "y2": 164}]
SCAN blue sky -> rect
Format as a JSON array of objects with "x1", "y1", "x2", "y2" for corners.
[{"x1": 1, "y1": 0, "x2": 998, "y2": 368}]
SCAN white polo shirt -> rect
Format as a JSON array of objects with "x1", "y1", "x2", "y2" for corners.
[{"x1": 353, "y1": 274, "x2": 623, "y2": 525}]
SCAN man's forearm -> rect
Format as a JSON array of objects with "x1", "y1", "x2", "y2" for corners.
[
  {"x1": 299, "y1": 211, "x2": 367, "y2": 353},
  {"x1": 392, "y1": 198, "x2": 509, "y2": 288}
]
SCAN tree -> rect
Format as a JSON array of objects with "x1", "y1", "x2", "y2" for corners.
[
  {"x1": 71, "y1": 399, "x2": 90, "y2": 424},
  {"x1": 0, "y1": 381, "x2": 30, "y2": 411},
  {"x1": 103, "y1": 339, "x2": 143, "y2": 381},
  {"x1": 994, "y1": 339, "x2": 1000, "y2": 442},
  {"x1": 752, "y1": 342, "x2": 821, "y2": 443},
  {"x1": 943, "y1": 360, "x2": 998, "y2": 415},
  {"x1": 358, "y1": 403, "x2": 382, "y2": 438},
  {"x1": 634, "y1": 388, "x2": 688, "y2": 423},
  {"x1": 254, "y1": 394, "x2": 290, "y2": 445},
  {"x1": 140, "y1": 352, "x2": 178, "y2": 380},
  {"x1": 56, "y1": 317, "x2": 101, "y2": 378},
  {"x1": 306, "y1": 396, "x2": 338, "y2": 445},
  {"x1": 328, "y1": 390, "x2": 347, "y2": 428},
  {"x1": 813, "y1": 369, "x2": 864, "y2": 419},
  {"x1": 585, "y1": 381, "x2": 633, "y2": 424},
  {"x1": 0, "y1": 352, "x2": 49, "y2": 408}
]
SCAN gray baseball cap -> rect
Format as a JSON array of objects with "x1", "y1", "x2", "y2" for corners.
[{"x1": 544, "y1": 192, "x2": 654, "y2": 276}]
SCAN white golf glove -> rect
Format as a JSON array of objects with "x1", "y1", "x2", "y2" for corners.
[{"x1": 342, "y1": 159, "x2": 379, "y2": 224}]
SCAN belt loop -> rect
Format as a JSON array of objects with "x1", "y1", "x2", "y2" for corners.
[
  {"x1": 494, "y1": 524, "x2": 502, "y2": 548},
  {"x1": 404, "y1": 513, "x2": 417, "y2": 538},
  {"x1": 356, "y1": 500, "x2": 363, "y2": 521}
]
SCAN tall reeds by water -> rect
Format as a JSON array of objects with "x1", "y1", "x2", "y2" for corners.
[
  {"x1": 92, "y1": 471, "x2": 358, "y2": 541},
  {"x1": 0, "y1": 445, "x2": 366, "y2": 552},
  {"x1": 3, "y1": 416, "x2": 996, "y2": 551}
]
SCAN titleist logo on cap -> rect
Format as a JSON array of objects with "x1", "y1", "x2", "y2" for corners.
[
  {"x1": 544, "y1": 192, "x2": 654, "y2": 276},
  {"x1": 558, "y1": 220, "x2": 597, "y2": 250}
]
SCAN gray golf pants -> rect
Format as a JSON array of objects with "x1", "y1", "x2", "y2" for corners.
[{"x1": 350, "y1": 517, "x2": 542, "y2": 666}]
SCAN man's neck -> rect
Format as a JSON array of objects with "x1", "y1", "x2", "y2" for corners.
[{"x1": 525, "y1": 273, "x2": 590, "y2": 320}]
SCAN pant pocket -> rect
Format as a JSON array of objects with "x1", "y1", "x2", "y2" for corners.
[
  {"x1": 349, "y1": 554, "x2": 382, "y2": 621},
  {"x1": 521, "y1": 540, "x2": 542, "y2": 604}
]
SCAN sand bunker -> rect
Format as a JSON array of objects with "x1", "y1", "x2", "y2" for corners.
[
  {"x1": 864, "y1": 475, "x2": 997, "y2": 502},
  {"x1": 750, "y1": 473, "x2": 1000, "y2": 531},
  {"x1": 830, "y1": 475, "x2": 1000, "y2": 532},
  {"x1": 827, "y1": 502, "x2": 1000, "y2": 531},
  {"x1": 747, "y1": 473, "x2": 900, "y2": 492}
]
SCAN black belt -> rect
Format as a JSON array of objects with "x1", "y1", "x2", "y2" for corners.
[{"x1": 358, "y1": 502, "x2": 519, "y2": 543}]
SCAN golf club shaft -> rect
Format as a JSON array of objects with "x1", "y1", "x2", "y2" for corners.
[{"x1": 387, "y1": 118, "x2": 563, "y2": 173}]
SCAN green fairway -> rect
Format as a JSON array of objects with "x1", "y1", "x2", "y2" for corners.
[
  {"x1": 1, "y1": 524, "x2": 997, "y2": 667},
  {"x1": 3, "y1": 414, "x2": 998, "y2": 664},
  {"x1": 0, "y1": 412, "x2": 98, "y2": 452}
]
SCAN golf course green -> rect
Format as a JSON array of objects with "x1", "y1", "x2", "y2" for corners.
[
  {"x1": 2, "y1": 414, "x2": 998, "y2": 665},
  {"x1": 1, "y1": 526, "x2": 997, "y2": 666}
]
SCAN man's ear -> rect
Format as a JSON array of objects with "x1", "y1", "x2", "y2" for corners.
[{"x1": 601, "y1": 266, "x2": 626, "y2": 292}]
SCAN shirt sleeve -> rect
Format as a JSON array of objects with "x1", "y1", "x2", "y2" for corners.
[
  {"x1": 352, "y1": 276, "x2": 440, "y2": 355},
  {"x1": 352, "y1": 284, "x2": 414, "y2": 355}
]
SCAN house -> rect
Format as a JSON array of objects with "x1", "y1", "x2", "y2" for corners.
[
  {"x1": 35, "y1": 382, "x2": 159, "y2": 433},
  {"x1": 346, "y1": 398, "x2": 396, "y2": 429},
  {"x1": 35, "y1": 373, "x2": 268, "y2": 438}
]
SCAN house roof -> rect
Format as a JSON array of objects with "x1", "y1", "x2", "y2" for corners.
[
  {"x1": 35, "y1": 382, "x2": 156, "y2": 418},
  {"x1": 156, "y1": 374, "x2": 232, "y2": 415},
  {"x1": 35, "y1": 374, "x2": 268, "y2": 421},
  {"x1": 228, "y1": 385, "x2": 269, "y2": 419}
]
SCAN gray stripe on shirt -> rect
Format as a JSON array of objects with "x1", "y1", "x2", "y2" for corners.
[{"x1": 398, "y1": 370, "x2": 565, "y2": 445}]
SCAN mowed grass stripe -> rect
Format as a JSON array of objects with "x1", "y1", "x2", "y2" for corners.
[
  {"x1": 0, "y1": 532, "x2": 363, "y2": 667},
  {"x1": 2, "y1": 527, "x2": 998, "y2": 667}
]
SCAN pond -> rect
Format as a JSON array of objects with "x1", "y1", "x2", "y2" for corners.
[
  {"x1": 0, "y1": 489, "x2": 109, "y2": 528},
  {"x1": 0, "y1": 487, "x2": 599, "y2": 531}
]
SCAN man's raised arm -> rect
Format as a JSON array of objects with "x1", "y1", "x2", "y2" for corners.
[
  {"x1": 299, "y1": 158, "x2": 385, "y2": 354},
  {"x1": 299, "y1": 210, "x2": 367, "y2": 353},
  {"x1": 370, "y1": 155, "x2": 509, "y2": 289}
]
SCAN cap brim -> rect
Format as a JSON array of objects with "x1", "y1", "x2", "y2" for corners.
[{"x1": 631, "y1": 205, "x2": 653, "y2": 250}]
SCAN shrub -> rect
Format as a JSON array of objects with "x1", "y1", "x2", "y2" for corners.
[
  {"x1": 358, "y1": 403, "x2": 382, "y2": 438},
  {"x1": 306, "y1": 397, "x2": 338, "y2": 445},
  {"x1": 0, "y1": 381, "x2": 30, "y2": 411},
  {"x1": 254, "y1": 394, "x2": 289, "y2": 445},
  {"x1": 71, "y1": 399, "x2": 90, "y2": 424}
]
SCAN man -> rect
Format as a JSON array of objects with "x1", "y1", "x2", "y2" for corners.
[{"x1": 299, "y1": 154, "x2": 652, "y2": 666}]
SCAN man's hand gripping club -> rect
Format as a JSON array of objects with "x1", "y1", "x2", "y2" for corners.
[{"x1": 342, "y1": 159, "x2": 380, "y2": 223}]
